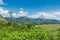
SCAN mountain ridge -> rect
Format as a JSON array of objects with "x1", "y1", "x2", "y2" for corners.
[{"x1": 5, "y1": 16, "x2": 60, "y2": 24}]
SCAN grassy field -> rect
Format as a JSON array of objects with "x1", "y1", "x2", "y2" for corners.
[
  {"x1": 0, "y1": 24, "x2": 60, "y2": 40},
  {"x1": 36, "y1": 24, "x2": 60, "y2": 30}
]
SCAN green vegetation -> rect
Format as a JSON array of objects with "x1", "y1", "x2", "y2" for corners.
[
  {"x1": 35, "y1": 24, "x2": 60, "y2": 30},
  {"x1": 0, "y1": 24, "x2": 60, "y2": 40},
  {"x1": 0, "y1": 15, "x2": 60, "y2": 40}
]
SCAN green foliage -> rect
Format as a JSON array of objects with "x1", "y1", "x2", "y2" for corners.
[
  {"x1": 0, "y1": 14, "x2": 60, "y2": 40},
  {"x1": 0, "y1": 15, "x2": 60, "y2": 40},
  {"x1": 0, "y1": 24, "x2": 60, "y2": 40}
]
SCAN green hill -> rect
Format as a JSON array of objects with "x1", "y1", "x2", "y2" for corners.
[{"x1": 0, "y1": 15, "x2": 8, "y2": 23}]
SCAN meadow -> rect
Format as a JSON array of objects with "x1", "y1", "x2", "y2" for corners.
[
  {"x1": 0, "y1": 24, "x2": 60, "y2": 40},
  {"x1": 36, "y1": 24, "x2": 60, "y2": 30}
]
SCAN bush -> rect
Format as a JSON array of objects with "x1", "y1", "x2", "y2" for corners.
[{"x1": 0, "y1": 25, "x2": 60, "y2": 40}]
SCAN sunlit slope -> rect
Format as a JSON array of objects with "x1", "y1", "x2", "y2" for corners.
[
  {"x1": 0, "y1": 15, "x2": 8, "y2": 23},
  {"x1": 35, "y1": 24, "x2": 60, "y2": 30}
]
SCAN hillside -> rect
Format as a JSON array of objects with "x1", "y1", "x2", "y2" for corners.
[{"x1": 0, "y1": 15, "x2": 8, "y2": 23}]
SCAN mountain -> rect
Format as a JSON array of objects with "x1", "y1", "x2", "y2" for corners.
[
  {"x1": 5, "y1": 17, "x2": 34, "y2": 25},
  {"x1": 34, "y1": 18, "x2": 60, "y2": 24},
  {"x1": 5, "y1": 17, "x2": 60, "y2": 25}
]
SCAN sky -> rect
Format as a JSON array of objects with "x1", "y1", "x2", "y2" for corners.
[{"x1": 0, "y1": 0, "x2": 60, "y2": 20}]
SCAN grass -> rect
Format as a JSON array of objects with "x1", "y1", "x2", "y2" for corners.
[
  {"x1": 0, "y1": 24, "x2": 60, "y2": 40},
  {"x1": 36, "y1": 24, "x2": 60, "y2": 30}
]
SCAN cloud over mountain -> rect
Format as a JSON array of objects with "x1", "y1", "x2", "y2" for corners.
[
  {"x1": 29, "y1": 12, "x2": 60, "y2": 20},
  {"x1": 0, "y1": 7, "x2": 60, "y2": 20}
]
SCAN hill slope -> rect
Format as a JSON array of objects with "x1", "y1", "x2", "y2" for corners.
[{"x1": 0, "y1": 15, "x2": 8, "y2": 23}]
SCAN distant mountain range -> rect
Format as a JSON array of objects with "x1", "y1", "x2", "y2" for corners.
[{"x1": 5, "y1": 16, "x2": 60, "y2": 24}]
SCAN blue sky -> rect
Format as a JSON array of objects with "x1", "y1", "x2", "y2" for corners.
[
  {"x1": 1, "y1": 0, "x2": 60, "y2": 13},
  {"x1": 0, "y1": 0, "x2": 60, "y2": 20}
]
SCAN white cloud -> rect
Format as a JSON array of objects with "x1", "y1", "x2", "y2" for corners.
[
  {"x1": 0, "y1": 8, "x2": 28, "y2": 18},
  {"x1": 0, "y1": 7, "x2": 60, "y2": 20},
  {"x1": 19, "y1": 9, "x2": 28, "y2": 17},
  {"x1": 28, "y1": 15, "x2": 39, "y2": 18},
  {"x1": 0, "y1": 7, "x2": 10, "y2": 17},
  {"x1": 37, "y1": 12, "x2": 56, "y2": 19},
  {"x1": 29, "y1": 12, "x2": 60, "y2": 20},
  {"x1": 12, "y1": 13, "x2": 16, "y2": 17},
  {"x1": 10, "y1": 8, "x2": 28, "y2": 18},
  {"x1": 0, "y1": 0, "x2": 5, "y2": 5},
  {"x1": 12, "y1": 13, "x2": 20, "y2": 18}
]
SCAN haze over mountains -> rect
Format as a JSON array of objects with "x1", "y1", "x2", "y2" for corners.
[
  {"x1": 5, "y1": 16, "x2": 60, "y2": 24},
  {"x1": 0, "y1": 7, "x2": 60, "y2": 24},
  {"x1": 0, "y1": 7, "x2": 60, "y2": 20},
  {"x1": 0, "y1": 10, "x2": 60, "y2": 24}
]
